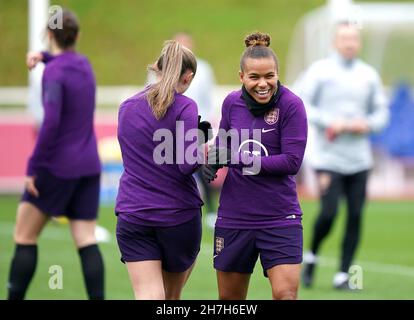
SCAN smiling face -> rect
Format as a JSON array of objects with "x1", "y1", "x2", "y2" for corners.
[{"x1": 240, "y1": 57, "x2": 279, "y2": 104}]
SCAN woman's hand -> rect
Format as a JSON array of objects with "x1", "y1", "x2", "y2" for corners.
[
  {"x1": 26, "y1": 51, "x2": 43, "y2": 70},
  {"x1": 208, "y1": 145, "x2": 232, "y2": 166},
  {"x1": 201, "y1": 165, "x2": 220, "y2": 183},
  {"x1": 348, "y1": 118, "x2": 370, "y2": 134},
  {"x1": 25, "y1": 176, "x2": 39, "y2": 197},
  {"x1": 198, "y1": 116, "x2": 213, "y2": 145}
]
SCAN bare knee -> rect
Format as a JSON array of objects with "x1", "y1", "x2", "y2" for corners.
[
  {"x1": 272, "y1": 288, "x2": 298, "y2": 300},
  {"x1": 135, "y1": 288, "x2": 165, "y2": 300},
  {"x1": 14, "y1": 202, "x2": 48, "y2": 244},
  {"x1": 165, "y1": 288, "x2": 181, "y2": 300},
  {"x1": 14, "y1": 224, "x2": 38, "y2": 244},
  {"x1": 133, "y1": 277, "x2": 165, "y2": 300},
  {"x1": 219, "y1": 288, "x2": 248, "y2": 300},
  {"x1": 219, "y1": 292, "x2": 244, "y2": 300},
  {"x1": 73, "y1": 235, "x2": 96, "y2": 249},
  {"x1": 70, "y1": 220, "x2": 97, "y2": 248},
  {"x1": 14, "y1": 232, "x2": 37, "y2": 244},
  {"x1": 217, "y1": 272, "x2": 250, "y2": 300},
  {"x1": 267, "y1": 264, "x2": 301, "y2": 300},
  {"x1": 163, "y1": 267, "x2": 195, "y2": 300}
]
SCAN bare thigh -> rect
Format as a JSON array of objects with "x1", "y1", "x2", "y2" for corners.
[
  {"x1": 217, "y1": 271, "x2": 251, "y2": 300},
  {"x1": 69, "y1": 219, "x2": 97, "y2": 249},
  {"x1": 14, "y1": 202, "x2": 49, "y2": 244},
  {"x1": 267, "y1": 264, "x2": 301, "y2": 300},
  {"x1": 162, "y1": 262, "x2": 196, "y2": 300},
  {"x1": 126, "y1": 260, "x2": 165, "y2": 300}
]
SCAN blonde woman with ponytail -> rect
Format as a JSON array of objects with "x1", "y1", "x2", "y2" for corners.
[{"x1": 115, "y1": 40, "x2": 211, "y2": 299}]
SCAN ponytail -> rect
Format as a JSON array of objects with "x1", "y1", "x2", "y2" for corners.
[{"x1": 147, "y1": 40, "x2": 197, "y2": 119}]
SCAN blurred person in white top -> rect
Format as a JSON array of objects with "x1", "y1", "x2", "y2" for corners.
[
  {"x1": 173, "y1": 33, "x2": 216, "y2": 122},
  {"x1": 294, "y1": 21, "x2": 389, "y2": 290}
]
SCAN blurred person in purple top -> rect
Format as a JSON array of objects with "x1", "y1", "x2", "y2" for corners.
[
  {"x1": 7, "y1": 10, "x2": 104, "y2": 300},
  {"x1": 202, "y1": 32, "x2": 307, "y2": 300},
  {"x1": 116, "y1": 40, "x2": 211, "y2": 300}
]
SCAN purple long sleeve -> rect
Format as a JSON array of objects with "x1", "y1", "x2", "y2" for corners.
[
  {"x1": 116, "y1": 90, "x2": 203, "y2": 226},
  {"x1": 176, "y1": 101, "x2": 202, "y2": 175},
  {"x1": 27, "y1": 76, "x2": 63, "y2": 175},
  {"x1": 257, "y1": 101, "x2": 307, "y2": 175},
  {"x1": 41, "y1": 51, "x2": 55, "y2": 63},
  {"x1": 215, "y1": 87, "x2": 308, "y2": 229},
  {"x1": 26, "y1": 51, "x2": 101, "y2": 178}
]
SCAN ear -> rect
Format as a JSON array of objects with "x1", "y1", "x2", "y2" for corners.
[
  {"x1": 47, "y1": 30, "x2": 53, "y2": 42},
  {"x1": 47, "y1": 30, "x2": 57, "y2": 49},
  {"x1": 184, "y1": 71, "x2": 194, "y2": 85},
  {"x1": 239, "y1": 70, "x2": 244, "y2": 84}
]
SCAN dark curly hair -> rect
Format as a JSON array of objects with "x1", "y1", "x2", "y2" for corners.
[{"x1": 240, "y1": 32, "x2": 279, "y2": 72}]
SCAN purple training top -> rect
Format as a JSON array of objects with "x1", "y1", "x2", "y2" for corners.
[
  {"x1": 115, "y1": 89, "x2": 203, "y2": 226},
  {"x1": 216, "y1": 86, "x2": 308, "y2": 229},
  {"x1": 27, "y1": 51, "x2": 101, "y2": 178}
]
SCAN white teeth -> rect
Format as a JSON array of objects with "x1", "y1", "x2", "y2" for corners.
[{"x1": 256, "y1": 90, "x2": 269, "y2": 96}]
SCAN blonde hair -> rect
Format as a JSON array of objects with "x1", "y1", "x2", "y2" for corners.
[{"x1": 147, "y1": 40, "x2": 197, "y2": 119}]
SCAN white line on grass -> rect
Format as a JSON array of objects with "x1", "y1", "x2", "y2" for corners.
[{"x1": 318, "y1": 256, "x2": 414, "y2": 278}]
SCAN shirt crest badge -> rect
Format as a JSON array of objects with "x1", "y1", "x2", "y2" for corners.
[
  {"x1": 264, "y1": 108, "x2": 279, "y2": 125},
  {"x1": 215, "y1": 237, "x2": 224, "y2": 254}
]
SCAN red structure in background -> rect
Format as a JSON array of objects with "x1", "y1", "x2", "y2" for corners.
[{"x1": 0, "y1": 113, "x2": 117, "y2": 192}]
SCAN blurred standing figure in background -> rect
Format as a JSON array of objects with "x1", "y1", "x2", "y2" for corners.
[
  {"x1": 294, "y1": 21, "x2": 389, "y2": 290},
  {"x1": 170, "y1": 33, "x2": 218, "y2": 228},
  {"x1": 172, "y1": 33, "x2": 216, "y2": 123},
  {"x1": 7, "y1": 9, "x2": 104, "y2": 300}
]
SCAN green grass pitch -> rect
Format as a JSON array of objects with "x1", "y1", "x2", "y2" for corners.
[{"x1": 0, "y1": 195, "x2": 413, "y2": 299}]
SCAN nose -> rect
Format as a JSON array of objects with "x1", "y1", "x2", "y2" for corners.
[{"x1": 258, "y1": 77, "x2": 267, "y2": 88}]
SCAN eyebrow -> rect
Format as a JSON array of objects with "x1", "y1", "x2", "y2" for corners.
[{"x1": 248, "y1": 72, "x2": 275, "y2": 76}]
